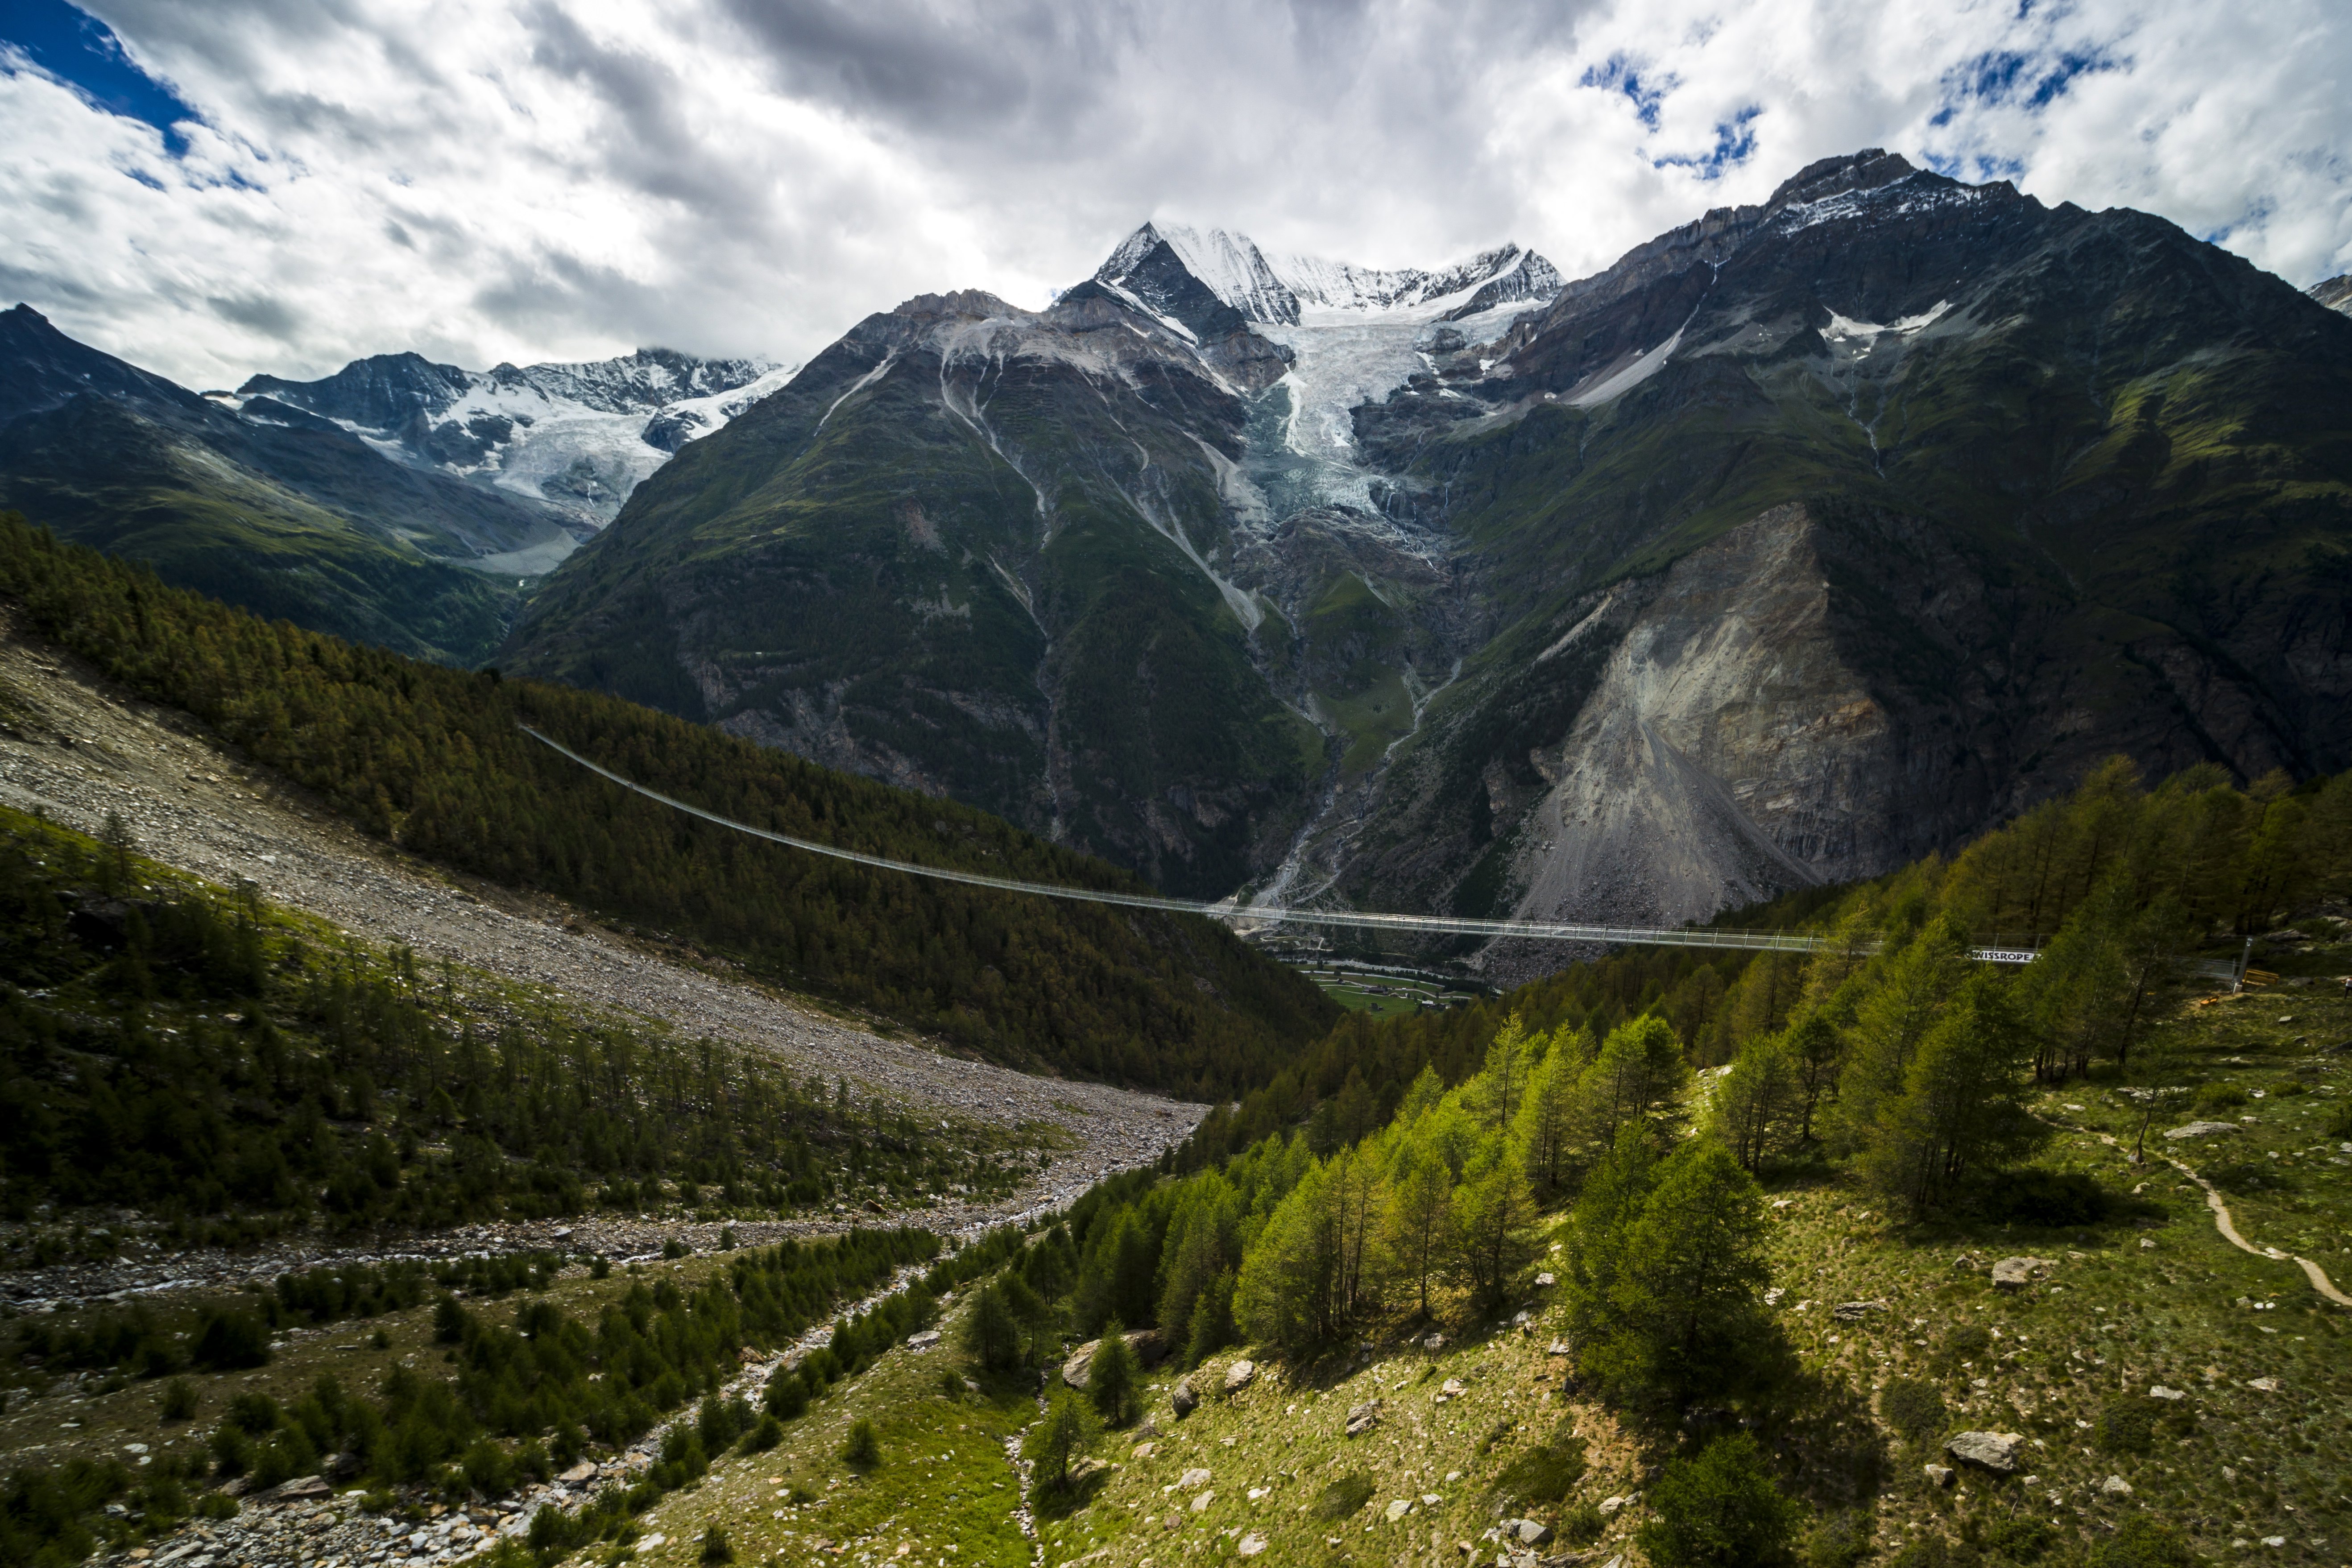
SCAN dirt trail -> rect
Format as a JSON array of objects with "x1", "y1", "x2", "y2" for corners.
[
  {"x1": 2059, "y1": 1117, "x2": 2350, "y2": 1308},
  {"x1": 0, "y1": 618, "x2": 1205, "y2": 1278}
]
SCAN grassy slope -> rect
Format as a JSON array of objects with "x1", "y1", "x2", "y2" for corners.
[
  {"x1": 0, "y1": 397, "x2": 515, "y2": 666},
  {"x1": 719, "y1": 976, "x2": 2352, "y2": 1567},
  {"x1": 593, "y1": 1291, "x2": 1039, "y2": 1568}
]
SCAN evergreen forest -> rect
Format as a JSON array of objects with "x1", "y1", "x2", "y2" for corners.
[{"x1": 0, "y1": 516, "x2": 1334, "y2": 1099}]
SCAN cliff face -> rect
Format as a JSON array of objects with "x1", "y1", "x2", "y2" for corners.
[{"x1": 1507, "y1": 505, "x2": 1879, "y2": 927}]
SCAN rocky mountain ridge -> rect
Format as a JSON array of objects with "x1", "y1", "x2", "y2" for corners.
[
  {"x1": 240, "y1": 345, "x2": 793, "y2": 537},
  {"x1": 0, "y1": 304, "x2": 572, "y2": 662}
]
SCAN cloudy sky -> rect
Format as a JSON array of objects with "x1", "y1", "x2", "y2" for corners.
[{"x1": 4, "y1": 0, "x2": 2348, "y2": 388}]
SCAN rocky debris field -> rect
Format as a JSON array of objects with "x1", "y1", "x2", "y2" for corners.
[{"x1": 0, "y1": 617, "x2": 1205, "y2": 1303}]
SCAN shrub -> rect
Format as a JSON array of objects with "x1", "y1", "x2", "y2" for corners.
[
  {"x1": 662, "y1": 1237, "x2": 691, "y2": 1261},
  {"x1": 2094, "y1": 1395, "x2": 2156, "y2": 1456},
  {"x1": 2085, "y1": 1517, "x2": 2195, "y2": 1567},
  {"x1": 2193, "y1": 1082, "x2": 2247, "y2": 1115},
  {"x1": 1559, "y1": 1501, "x2": 1606, "y2": 1545},
  {"x1": 841, "y1": 1418, "x2": 881, "y2": 1471},
  {"x1": 190, "y1": 1308, "x2": 270, "y2": 1371},
  {"x1": 431, "y1": 1296, "x2": 471, "y2": 1345},
  {"x1": 207, "y1": 1426, "x2": 253, "y2": 1479},
  {"x1": 160, "y1": 1378, "x2": 199, "y2": 1422},
  {"x1": 461, "y1": 1439, "x2": 514, "y2": 1497},
  {"x1": 1930, "y1": 1325, "x2": 1990, "y2": 1377},
  {"x1": 1313, "y1": 1471, "x2": 1375, "y2": 1521},
  {"x1": 589, "y1": 1256, "x2": 612, "y2": 1280},
  {"x1": 1881, "y1": 1378, "x2": 1948, "y2": 1445},
  {"x1": 1804, "y1": 1511, "x2": 1874, "y2": 1568},
  {"x1": 1636, "y1": 1433, "x2": 1802, "y2": 1568},
  {"x1": 738, "y1": 1415, "x2": 783, "y2": 1454},
  {"x1": 1979, "y1": 1516, "x2": 2057, "y2": 1562},
  {"x1": 764, "y1": 1371, "x2": 809, "y2": 1422},
  {"x1": 1977, "y1": 1169, "x2": 2108, "y2": 1227},
  {"x1": 1888, "y1": 1537, "x2": 1969, "y2": 1568},
  {"x1": 699, "y1": 1526, "x2": 732, "y2": 1564},
  {"x1": 226, "y1": 1393, "x2": 281, "y2": 1435},
  {"x1": 1494, "y1": 1422, "x2": 1587, "y2": 1505}
]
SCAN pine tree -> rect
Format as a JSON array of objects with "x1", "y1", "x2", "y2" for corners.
[
  {"x1": 1379, "y1": 1142, "x2": 1453, "y2": 1322},
  {"x1": 1086, "y1": 1321, "x2": 1140, "y2": 1427},
  {"x1": 1023, "y1": 1392, "x2": 1098, "y2": 1494},
  {"x1": 1592, "y1": 1140, "x2": 1776, "y2": 1407},
  {"x1": 1448, "y1": 1155, "x2": 1540, "y2": 1313},
  {"x1": 1714, "y1": 1031, "x2": 1801, "y2": 1174},
  {"x1": 1862, "y1": 974, "x2": 2040, "y2": 1211},
  {"x1": 960, "y1": 1283, "x2": 1020, "y2": 1372}
]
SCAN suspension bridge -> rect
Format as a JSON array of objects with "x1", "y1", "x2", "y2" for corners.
[{"x1": 521, "y1": 725, "x2": 2045, "y2": 965}]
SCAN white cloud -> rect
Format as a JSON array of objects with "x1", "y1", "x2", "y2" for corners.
[{"x1": 3, "y1": 0, "x2": 2346, "y2": 387}]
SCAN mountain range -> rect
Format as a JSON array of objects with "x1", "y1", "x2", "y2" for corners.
[
  {"x1": 0, "y1": 307, "x2": 778, "y2": 663},
  {"x1": 11, "y1": 149, "x2": 2352, "y2": 973},
  {"x1": 501, "y1": 150, "x2": 2352, "y2": 967},
  {"x1": 240, "y1": 346, "x2": 791, "y2": 538}
]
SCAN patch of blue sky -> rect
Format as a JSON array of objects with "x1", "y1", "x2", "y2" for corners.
[
  {"x1": 1933, "y1": 41, "x2": 2124, "y2": 126},
  {"x1": 0, "y1": 0, "x2": 199, "y2": 153},
  {"x1": 1579, "y1": 53, "x2": 1669, "y2": 131},
  {"x1": 1652, "y1": 106, "x2": 1761, "y2": 181}
]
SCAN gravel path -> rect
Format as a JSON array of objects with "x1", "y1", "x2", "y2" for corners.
[
  {"x1": 2050, "y1": 1114, "x2": 2351, "y2": 1309},
  {"x1": 0, "y1": 616, "x2": 1206, "y2": 1295}
]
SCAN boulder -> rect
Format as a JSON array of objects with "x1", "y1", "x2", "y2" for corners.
[
  {"x1": 1422, "y1": 1332, "x2": 1446, "y2": 1351},
  {"x1": 556, "y1": 1462, "x2": 598, "y2": 1485},
  {"x1": 1131, "y1": 1441, "x2": 1157, "y2": 1459},
  {"x1": 1171, "y1": 1379, "x2": 1198, "y2": 1417},
  {"x1": 1069, "y1": 1457, "x2": 1113, "y2": 1484},
  {"x1": 1546, "y1": 1340, "x2": 1572, "y2": 1357},
  {"x1": 1222, "y1": 1359, "x2": 1257, "y2": 1394},
  {"x1": 2162, "y1": 1121, "x2": 2244, "y2": 1140},
  {"x1": 1344, "y1": 1400, "x2": 1382, "y2": 1438},
  {"x1": 2148, "y1": 1386, "x2": 2185, "y2": 1402},
  {"x1": 1990, "y1": 1257, "x2": 2051, "y2": 1289},
  {"x1": 1598, "y1": 1495, "x2": 1631, "y2": 1518},
  {"x1": 1384, "y1": 1498, "x2": 1413, "y2": 1522},
  {"x1": 1946, "y1": 1431, "x2": 2026, "y2": 1473},
  {"x1": 1178, "y1": 1467, "x2": 1213, "y2": 1490},
  {"x1": 1237, "y1": 1534, "x2": 1267, "y2": 1557},
  {"x1": 1923, "y1": 1465, "x2": 1955, "y2": 1489},
  {"x1": 268, "y1": 1476, "x2": 330, "y2": 1501},
  {"x1": 1500, "y1": 1518, "x2": 1553, "y2": 1546},
  {"x1": 2101, "y1": 1475, "x2": 2133, "y2": 1497},
  {"x1": 1831, "y1": 1300, "x2": 1886, "y2": 1322}
]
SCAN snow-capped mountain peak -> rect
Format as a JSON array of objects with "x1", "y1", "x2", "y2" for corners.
[
  {"x1": 1093, "y1": 223, "x2": 1562, "y2": 329},
  {"x1": 240, "y1": 347, "x2": 795, "y2": 526}
]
